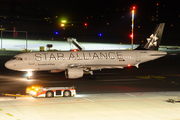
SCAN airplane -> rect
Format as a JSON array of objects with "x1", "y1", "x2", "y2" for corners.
[{"x1": 5, "y1": 23, "x2": 166, "y2": 79}]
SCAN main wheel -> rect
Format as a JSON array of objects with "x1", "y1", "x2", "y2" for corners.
[
  {"x1": 46, "y1": 91, "x2": 53, "y2": 98},
  {"x1": 63, "y1": 90, "x2": 71, "y2": 97}
]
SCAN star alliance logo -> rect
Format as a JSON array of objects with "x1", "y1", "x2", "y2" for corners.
[{"x1": 145, "y1": 34, "x2": 158, "y2": 49}]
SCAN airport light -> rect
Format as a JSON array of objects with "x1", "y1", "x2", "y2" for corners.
[
  {"x1": 55, "y1": 31, "x2": 59, "y2": 35},
  {"x1": 61, "y1": 20, "x2": 66, "y2": 23},
  {"x1": 131, "y1": 6, "x2": 136, "y2": 49},
  {"x1": 99, "y1": 33, "x2": 102, "y2": 37},
  {"x1": 60, "y1": 20, "x2": 66, "y2": 30},
  {"x1": 61, "y1": 23, "x2": 65, "y2": 27},
  {"x1": 84, "y1": 23, "x2": 87, "y2": 26},
  {"x1": 84, "y1": 23, "x2": 88, "y2": 29},
  {"x1": 60, "y1": 23, "x2": 65, "y2": 30},
  {"x1": 130, "y1": 34, "x2": 133, "y2": 38}
]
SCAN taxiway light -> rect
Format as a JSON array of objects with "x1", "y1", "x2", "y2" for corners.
[{"x1": 99, "y1": 33, "x2": 102, "y2": 37}]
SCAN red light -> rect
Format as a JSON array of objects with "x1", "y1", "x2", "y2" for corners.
[
  {"x1": 132, "y1": 6, "x2": 136, "y2": 10},
  {"x1": 84, "y1": 23, "x2": 87, "y2": 26},
  {"x1": 127, "y1": 64, "x2": 131, "y2": 67},
  {"x1": 70, "y1": 49, "x2": 79, "y2": 52},
  {"x1": 129, "y1": 34, "x2": 133, "y2": 38},
  {"x1": 157, "y1": 3, "x2": 159, "y2": 6}
]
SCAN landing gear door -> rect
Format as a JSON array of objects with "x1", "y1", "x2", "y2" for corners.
[
  {"x1": 136, "y1": 52, "x2": 141, "y2": 62},
  {"x1": 29, "y1": 54, "x2": 34, "y2": 65}
]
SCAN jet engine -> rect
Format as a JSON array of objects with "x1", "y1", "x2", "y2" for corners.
[{"x1": 65, "y1": 68, "x2": 84, "y2": 79}]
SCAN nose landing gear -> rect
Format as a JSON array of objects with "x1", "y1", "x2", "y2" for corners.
[{"x1": 27, "y1": 71, "x2": 32, "y2": 80}]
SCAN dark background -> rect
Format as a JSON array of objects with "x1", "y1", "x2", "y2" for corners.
[{"x1": 0, "y1": 0, "x2": 180, "y2": 45}]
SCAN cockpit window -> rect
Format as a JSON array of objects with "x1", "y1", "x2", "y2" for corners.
[{"x1": 11, "y1": 57, "x2": 23, "y2": 60}]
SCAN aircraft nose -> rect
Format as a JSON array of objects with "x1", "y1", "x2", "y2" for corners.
[{"x1": 5, "y1": 61, "x2": 13, "y2": 70}]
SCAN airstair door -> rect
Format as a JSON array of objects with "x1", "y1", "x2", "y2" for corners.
[{"x1": 29, "y1": 54, "x2": 34, "y2": 65}]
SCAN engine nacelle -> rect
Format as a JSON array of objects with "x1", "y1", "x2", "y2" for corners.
[{"x1": 65, "y1": 68, "x2": 84, "y2": 79}]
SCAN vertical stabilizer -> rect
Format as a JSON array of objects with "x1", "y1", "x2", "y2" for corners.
[{"x1": 135, "y1": 23, "x2": 165, "y2": 50}]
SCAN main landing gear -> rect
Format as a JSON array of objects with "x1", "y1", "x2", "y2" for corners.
[
  {"x1": 89, "y1": 75, "x2": 95, "y2": 80},
  {"x1": 88, "y1": 71, "x2": 95, "y2": 80}
]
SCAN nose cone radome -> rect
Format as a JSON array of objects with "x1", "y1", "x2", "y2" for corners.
[{"x1": 5, "y1": 61, "x2": 13, "y2": 70}]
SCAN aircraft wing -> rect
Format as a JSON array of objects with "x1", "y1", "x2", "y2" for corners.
[{"x1": 67, "y1": 64, "x2": 124, "y2": 70}]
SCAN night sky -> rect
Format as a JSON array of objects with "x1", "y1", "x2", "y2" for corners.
[{"x1": 0, "y1": 0, "x2": 180, "y2": 45}]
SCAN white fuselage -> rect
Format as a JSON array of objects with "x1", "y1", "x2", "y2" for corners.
[{"x1": 5, "y1": 50, "x2": 167, "y2": 72}]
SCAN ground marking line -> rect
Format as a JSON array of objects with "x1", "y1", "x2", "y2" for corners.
[
  {"x1": 125, "y1": 93, "x2": 136, "y2": 97},
  {"x1": 84, "y1": 98, "x2": 94, "y2": 102},
  {"x1": 0, "y1": 99, "x2": 167, "y2": 107},
  {"x1": 144, "y1": 100, "x2": 179, "y2": 112},
  {"x1": 6, "y1": 113, "x2": 13, "y2": 117}
]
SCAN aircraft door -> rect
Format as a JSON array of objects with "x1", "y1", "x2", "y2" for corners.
[
  {"x1": 29, "y1": 54, "x2": 34, "y2": 65},
  {"x1": 136, "y1": 52, "x2": 141, "y2": 62}
]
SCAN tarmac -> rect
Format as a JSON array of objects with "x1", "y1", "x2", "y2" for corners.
[{"x1": 0, "y1": 92, "x2": 180, "y2": 120}]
